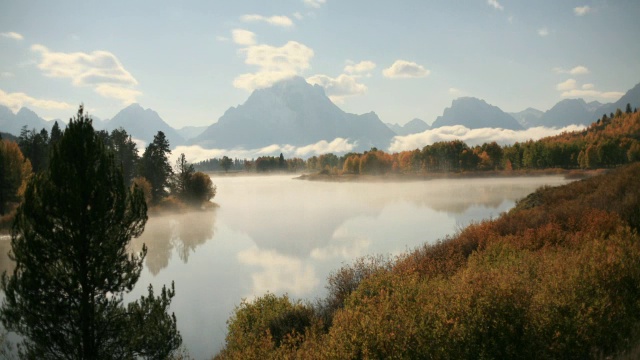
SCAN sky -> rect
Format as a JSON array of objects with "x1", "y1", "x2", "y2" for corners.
[{"x1": 1, "y1": 0, "x2": 640, "y2": 130}]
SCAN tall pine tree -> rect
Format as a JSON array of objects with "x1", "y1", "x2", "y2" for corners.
[
  {"x1": 139, "y1": 131, "x2": 172, "y2": 203},
  {"x1": 0, "y1": 106, "x2": 181, "y2": 359}
]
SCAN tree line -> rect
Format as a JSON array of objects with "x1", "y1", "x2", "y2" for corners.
[{"x1": 1, "y1": 116, "x2": 216, "y2": 221}]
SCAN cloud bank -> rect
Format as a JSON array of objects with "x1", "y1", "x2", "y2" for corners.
[
  {"x1": 0, "y1": 89, "x2": 74, "y2": 112},
  {"x1": 171, "y1": 137, "x2": 356, "y2": 163},
  {"x1": 30, "y1": 44, "x2": 141, "y2": 104},
  {"x1": 388, "y1": 125, "x2": 586, "y2": 152},
  {"x1": 555, "y1": 78, "x2": 624, "y2": 100}
]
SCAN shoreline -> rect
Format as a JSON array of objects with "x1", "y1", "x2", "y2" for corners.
[{"x1": 295, "y1": 168, "x2": 608, "y2": 182}]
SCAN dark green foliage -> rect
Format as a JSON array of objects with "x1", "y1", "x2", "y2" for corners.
[
  {"x1": 126, "y1": 282, "x2": 181, "y2": 360},
  {"x1": 108, "y1": 128, "x2": 140, "y2": 185},
  {"x1": 220, "y1": 155, "x2": 233, "y2": 172},
  {"x1": 184, "y1": 172, "x2": 216, "y2": 205},
  {"x1": 172, "y1": 153, "x2": 195, "y2": 198},
  {"x1": 139, "y1": 131, "x2": 173, "y2": 203},
  {"x1": 49, "y1": 121, "x2": 63, "y2": 147},
  {"x1": 0, "y1": 106, "x2": 181, "y2": 359},
  {"x1": 17, "y1": 126, "x2": 49, "y2": 173}
]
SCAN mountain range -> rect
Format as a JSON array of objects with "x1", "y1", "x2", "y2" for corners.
[
  {"x1": 387, "y1": 118, "x2": 431, "y2": 136},
  {"x1": 2, "y1": 79, "x2": 639, "y2": 152},
  {"x1": 191, "y1": 76, "x2": 395, "y2": 151}
]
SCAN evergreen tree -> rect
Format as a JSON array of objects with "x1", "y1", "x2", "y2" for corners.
[
  {"x1": 220, "y1": 155, "x2": 233, "y2": 172},
  {"x1": 17, "y1": 127, "x2": 49, "y2": 173},
  {"x1": 139, "y1": 131, "x2": 173, "y2": 203},
  {"x1": 109, "y1": 128, "x2": 140, "y2": 185},
  {"x1": 0, "y1": 106, "x2": 181, "y2": 359},
  {"x1": 49, "y1": 121, "x2": 63, "y2": 147},
  {"x1": 626, "y1": 103, "x2": 633, "y2": 114},
  {"x1": 171, "y1": 153, "x2": 195, "y2": 198}
]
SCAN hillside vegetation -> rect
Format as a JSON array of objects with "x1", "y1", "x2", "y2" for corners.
[{"x1": 215, "y1": 162, "x2": 640, "y2": 359}]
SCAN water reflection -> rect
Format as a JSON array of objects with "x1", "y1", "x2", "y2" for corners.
[
  {"x1": 1, "y1": 176, "x2": 571, "y2": 359},
  {"x1": 130, "y1": 209, "x2": 217, "y2": 275}
]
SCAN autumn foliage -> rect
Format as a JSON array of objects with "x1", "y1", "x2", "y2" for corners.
[{"x1": 216, "y1": 163, "x2": 640, "y2": 359}]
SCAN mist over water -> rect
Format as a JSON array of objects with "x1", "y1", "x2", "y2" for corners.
[{"x1": 1, "y1": 175, "x2": 571, "y2": 358}]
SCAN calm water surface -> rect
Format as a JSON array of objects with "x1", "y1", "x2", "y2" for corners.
[{"x1": 1, "y1": 175, "x2": 571, "y2": 358}]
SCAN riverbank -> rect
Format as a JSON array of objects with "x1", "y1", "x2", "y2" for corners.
[
  {"x1": 295, "y1": 168, "x2": 607, "y2": 182},
  {"x1": 216, "y1": 163, "x2": 640, "y2": 359}
]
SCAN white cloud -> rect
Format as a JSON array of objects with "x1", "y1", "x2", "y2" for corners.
[
  {"x1": 293, "y1": 12, "x2": 304, "y2": 20},
  {"x1": 240, "y1": 14, "x2": 294, "y2": 27},
  {"x1": 233, "y1": 41, "x2": 314, "y2": 91},
  {"x1": 561, "y1": 89, "x2": 624, "y2": 100},
  {"x1": 0, "y1": 89, "x2": 74, "y2": 112},
  {"x1": 231, "y1": 29, "x2": 256, "y2": 46},
  {"x1": 0, "y1": 32, "x2": 23, "y2": 41},
  {"x1": 388, "y1": 125, "x2": 586, "y2": 152},
  {"x1": 574, "y1": 5, "x2": 591, "y2": 16},
  {"x1": 569, "y1": 65, "x2": 589, "y2": 75},
  {"x1": 294, "y1": 138, "x2": 356, "y2": 157},
  {"x1": 553, "y1": 65, "x2": 589, "y2": 75},
  {"x1": 94, "y1": 84, "x2": 142, "y2": 105},
  {"x1": 556, "y1": 79, "x2": 577, "y2": 91},
  {"x1": 449, "y1": 87, "x2": 463, "y2": 96},
  {"x1": 304, "y1": 0, "x2": 326, "y2": 8},
  {"x1": 538, "y1": 27, "x2": 549, "y2": 37},
  {"x1": 383, "y1": 60, "x2": 430, "y2": 79},
  {"x1": 555, "y1": 79, "x2": 624, "y2": 100},
  {"x1": 487, "y1": 0, "x2": 504, "y2": 11},
  {"x1": 307, "y1": 73, "x2": 367, "y2": 103},
  {"x1": 344, "y1": 60, "x2": 376, "y2": 76},
  {"x1": 171, "y1": 137, "x2": 356, "y2": 163},
  {"x1": 238, "y1": 245, "x2": 319, "y2": 296},
  {"x1": 30, "y1": 44, "x2": 141, "y2": 104}
]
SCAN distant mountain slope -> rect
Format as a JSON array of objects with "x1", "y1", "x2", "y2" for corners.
[
  {"x1": 178, "y1": 125, "x2": 208, "y2": 141},
  {"x1": 0, "y1": 105, "x2": 58, "y2": 136},
  {"x1": 105, "y1": 103, "x2": 185, "y2": 147},
  {"x1": 387, "y1": 118, "x2": 431, "y2": 135},
  {"x1": 509, "y1": 108, "x2": 543, "y2": 128},
  {"x1": 192, "y1": 76, "x2": 396, "y2": 151},
  {"x1": 596, "y1": 82, "x2": 640, "y2": 118},
  {"x1": 535, "y1": 99, "x2": 594, "y2": 127},
  {"x1": 432, "y1": 97, "x2": 523, "y2": 130}
]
